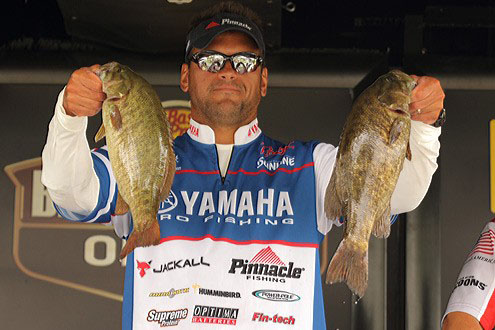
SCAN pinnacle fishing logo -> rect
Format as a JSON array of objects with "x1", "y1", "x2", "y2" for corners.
[
  {"x1": 221, "y1": 18, "x2": 252, "y2": 31},
  {"x1": 137, "y1": 260, "x2": 152, "y2": 278},
  {"x1": 228, "y1": 246, "x2": 305, "y2": 283}
]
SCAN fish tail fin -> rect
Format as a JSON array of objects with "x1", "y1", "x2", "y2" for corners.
[
  {"x1": 325, "y1": 240, "x2": 368, "y2": 298},
  {"x1": 119, "y1": 220, "x2": 161, "y2": 260},
  {"x1": 324, "y1": 172, "x2": 343, "y2": 220},
  {"x1": 372, "y1": 203, "x2": 391, "y2": 238}
]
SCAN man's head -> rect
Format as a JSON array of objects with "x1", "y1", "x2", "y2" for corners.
[{"x1": 180, "y1": 2, "x2": 268, "y2": 134}]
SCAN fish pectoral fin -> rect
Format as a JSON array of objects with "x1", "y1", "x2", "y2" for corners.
[
  {"x1": 94, "y1": 124, "x2": 106, "y2": 142},
  {"x1": 109, "y1": 104, "x2": 123, "y2": 130},
  {"x1": 114, "y1": 193, "x2": 129, "y2": 215},
  {"x1": 372, "y1": 204, "x2": 391, "y2": 238},
  {"x1": 389, "y1": 118, "x2": 405, "y2": 145},
  {"x1": 406, "y1": 142, "x2": 412, "y2": 161}
]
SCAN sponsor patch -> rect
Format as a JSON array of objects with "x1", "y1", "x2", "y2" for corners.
[
  {"x1": 252, "y1": 312, "x2": 295, "y2": 325},
  {"x1": 147, "y1": 308, "x2": 188, "y2": 327},
  {"x1": 192, "y1": 283, "x2": 241, "y2": 298},
  {"x1": 252, "y1": 289, "x2": 300, "y2": 302},
  {"x1": 192, "y1": 305, "x2": 238, "y2": 325},
  {"x1": 149, "y1": 287, "x2": 190, "y2": 299}
]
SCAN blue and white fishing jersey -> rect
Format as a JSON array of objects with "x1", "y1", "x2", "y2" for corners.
[
  {"x1": 55, "y1": 119, "x2": 329, "y2": 329},
  {"x1": 43, "y1": 90, "x2": 441, "y2": 329}
]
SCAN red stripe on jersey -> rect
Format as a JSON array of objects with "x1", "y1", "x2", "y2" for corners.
[
  {"x1": 175, "y1": 169, "x2": 220, "y2": 175},
  {"x1": 159, "y1": 234, "x2": 318, "y2": 248},
  {"x1": 480, "y1": 290, "x2": 495, "y2": 330},
  {"x1": 228, "y1": 162, "x2": 314, "y2": 176}
]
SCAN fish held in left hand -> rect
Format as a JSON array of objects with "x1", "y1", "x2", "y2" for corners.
[
  {"x1": 324, "y1": 70, "x2": 416, "y2": 298},
  {"x1": 94, "y1": 62, "x2": 175, "y2": 260}
]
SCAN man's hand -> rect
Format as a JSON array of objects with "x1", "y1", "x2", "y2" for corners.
[
  {"x1": 409, "y1": 75, "x2": 445, "y2": 125},
  {"x1": 63, "y1": 64, "x2": 107, "y2": 117}
]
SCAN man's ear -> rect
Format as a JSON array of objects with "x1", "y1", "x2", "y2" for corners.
[
  {"x1": 180, "y1": 63, "x2": 189, "y2": 92},
  {"x1": 261, "y1": 67, "x2": 268, "y2": 97}
]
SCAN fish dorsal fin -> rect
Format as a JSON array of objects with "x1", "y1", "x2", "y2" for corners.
[{"x1": 94, "y1": 124, "x2": 106, "y2": 142}]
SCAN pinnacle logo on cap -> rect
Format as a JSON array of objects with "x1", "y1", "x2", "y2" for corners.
[
  {"x1": 221, "y1": 18, "x2": 252, "y2": 31},
  {"x1": 205, "y1": 21, "x2": 220, "y2": 30}
]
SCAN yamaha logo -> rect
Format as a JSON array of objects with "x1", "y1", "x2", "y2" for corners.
[{"x1": 159, "y1": 190, "x2": 178, "y2": 213}]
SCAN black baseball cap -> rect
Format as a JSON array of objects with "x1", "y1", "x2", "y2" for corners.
[{"x1": 185, "y1": 12, "x2": 265, "y2": 62}]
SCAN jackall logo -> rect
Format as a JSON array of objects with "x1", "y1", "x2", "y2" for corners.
[
  {"x1": 153, "y1": 257, "x2": 210, "y2": 273},
  {"x1": 455, "y1": 276, "x2": 487, "y2": 291},
  {"x1": 228, "y1": 246, "x2": 305, "y2": 283},
  {"x1": 252, "y1": 289, "x2": 301, "y2": 302},
  {"x1": 137, "y1": 260, "x2": 152, "y2": 278},
  {"x1": 192, "y1": 305, "x2": 239, "y2": 325},
  {"x1": 192, "y1": 284, "x2": 241, "y2": 298},
  {"x1": 221, "y1": 18, "x2": 252, "y2": 31},
  {"x1": 147, "y1": 308, "x2": 188, "y2": 327},
  {"x1": 149, "y1": 287, "x2": 190, "y2": 299},
  {"x1": 257, "y1": 156, "x2": 295, "y2": 171}
]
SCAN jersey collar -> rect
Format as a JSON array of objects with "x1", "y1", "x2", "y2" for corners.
[{"x1": 187, "y1": 118, "x2": 262, "y2": 145}]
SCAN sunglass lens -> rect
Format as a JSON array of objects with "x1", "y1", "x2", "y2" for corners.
[{"x1": 198, "y1": 54, "x2": 225, "y2": 73}]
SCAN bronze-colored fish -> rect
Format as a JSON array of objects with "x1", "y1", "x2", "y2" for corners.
[
  {"x1": 324, "y1": 70, "x2": 416, "y2": 297},
  {"x1": 95, "y1": 62, "x2": 175, "y2": 259}
]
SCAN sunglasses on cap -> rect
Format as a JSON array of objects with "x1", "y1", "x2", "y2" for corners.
[{"x1": 188, "y1": 50, "x2": 264, "y2": 74}]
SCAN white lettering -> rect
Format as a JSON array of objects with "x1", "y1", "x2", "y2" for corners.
[
  {"x1": 276, "y1": 191, "x2": 294, "y2": 216},
  {"x1": 199, "y1": 192, "x2": 215, "y2": 215},
  {"x1": 218, "y1": 189, "x2": 237, "y2": 215},
  {"x1": 257, "y1": 189, "x2": 274, "y2": 216},
  {"x1": 237, "y1": 191, "x2": 254, "y2": 217},
  {"x1": 84, "y1": 235, "x2": 116, "y2": 267},
  {"x1": 181, "y1": 191, "x2": 199, "y2": 215}
]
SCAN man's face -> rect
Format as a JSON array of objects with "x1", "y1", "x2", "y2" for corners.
[{"x1": 180, "y1": 32, "x2": 268, "y2": 130}]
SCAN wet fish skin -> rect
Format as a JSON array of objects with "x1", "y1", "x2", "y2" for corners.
[
  {"x1": 95, "y1": 62, "x2": 175, "y2": 259},
  {"x1": 324, "y1": 70, "x2": 416, "y2": 297}
]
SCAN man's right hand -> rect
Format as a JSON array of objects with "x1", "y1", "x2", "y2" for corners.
[{"x1": 63, "y1": 64, "x2": 107, "y2": 117}]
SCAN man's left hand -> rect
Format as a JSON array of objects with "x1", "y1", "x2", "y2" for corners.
[{"x1": 409, "y1": 75, "x2": 445, "y2": 125}]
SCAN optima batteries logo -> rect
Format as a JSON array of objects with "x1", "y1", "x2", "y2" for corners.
[
  {"x1": 147, "y1": 308, "x2": 188, "y2": 327},
  {"x1": 192, "y1": 305, "x2": 239, "y2": 325},
  {"x1": 228, "y1": 246, "x2": 305, "y2": 283}
]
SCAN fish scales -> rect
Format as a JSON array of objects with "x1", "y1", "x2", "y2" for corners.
[
  {"x1": 324, "y1": 70, "x2": 416, "y2": 297},
  {"x1": 95, "y1": 62, "x2": 175, "y2": 259}
]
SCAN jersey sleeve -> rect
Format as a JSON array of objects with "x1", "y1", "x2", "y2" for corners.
[
  {"x1": 442, "y1": 220, "x2": 495, "y2": 330},
  {"x1": 313, "y1": 120, "x2": 440, "y2": 235},
  {"x1": 41, "y1": 87, "x2": 117, "y2": 223}
]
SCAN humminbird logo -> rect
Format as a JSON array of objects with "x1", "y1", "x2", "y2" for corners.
[
  {"x1": 158, "y1": 189, "x2": 295, "y2": 227},
  {"x1": 228, "y1": 247, "x2": 305, "y2": 283},
  {"x1": 221, "y1": 18, "x2": 252, "y2": 30}
]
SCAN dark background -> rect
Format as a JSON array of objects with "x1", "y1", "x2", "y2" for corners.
[{"x1": 1, "y1": 0, "x2": 494, "y2": 329}]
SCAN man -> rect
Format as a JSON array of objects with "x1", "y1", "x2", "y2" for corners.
[
  {"x1": 442, "y1": 219, "x2": 495, "y2": 330},
  {"x1": 41, "y1": 2, "x2": 445, "y2": 329}
]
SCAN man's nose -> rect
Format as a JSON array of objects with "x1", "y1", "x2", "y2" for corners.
[{"x1": 219, "y1": 60, "x2": 237, "y2": 80}]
